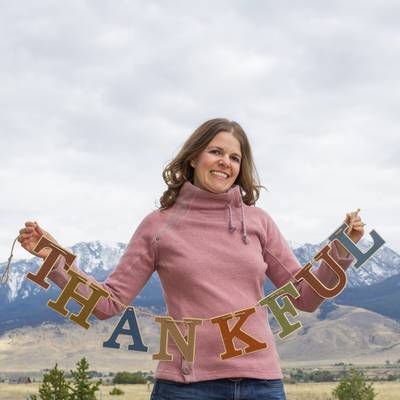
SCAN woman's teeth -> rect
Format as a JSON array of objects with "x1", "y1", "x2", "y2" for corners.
[{"x1": 211, "y1": 171, "x2": 228, "y2": 178}]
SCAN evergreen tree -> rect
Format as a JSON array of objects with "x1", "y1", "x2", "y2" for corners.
[
  {"x1": 332, "y1": 368, "x2": 376, "y2": 400},
  {"x1": 29, "y1": 363, "x2": 70, "y2": 400},
  {"x1": 69, "y1": 357, "x2": 100, "y2": 400}
]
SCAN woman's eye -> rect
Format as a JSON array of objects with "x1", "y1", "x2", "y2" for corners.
[
  {"x1": 231, "y1": 156, "x2": 241, "y2": 163},
  {"x1": 209, "y1": 149, "x2": 240, "y2": 162}
]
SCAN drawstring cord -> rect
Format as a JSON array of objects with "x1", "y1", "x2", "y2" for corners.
[
  {"x1": 226, "y1": 196, "x2": 249, "y2": 244},
  {"x1": 227, "y1": 203, "x2": 237, "y2": 232},
  {"x1": 240, "y1": 197, "x2": 249, "y2": 244}
]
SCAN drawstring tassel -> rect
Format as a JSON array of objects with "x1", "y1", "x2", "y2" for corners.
[
  {"x1": 226, "y1": 197, "x2": 249, "y2": 244},
  {"x1": 227, "y1": 204, "x2": 236, "y2": 233}
]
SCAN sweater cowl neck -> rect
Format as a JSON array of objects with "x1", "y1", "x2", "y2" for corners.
[{"x1": 176, "y1": 181, "x2": 243, "y2": 211}]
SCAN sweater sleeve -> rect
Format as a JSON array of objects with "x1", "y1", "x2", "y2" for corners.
[
  {"x1": 47, "y1": 212, "x2": 159, "y2": 320},
  {"x1": 261, "y1": 210, "x2": 354, "y2": 313}
]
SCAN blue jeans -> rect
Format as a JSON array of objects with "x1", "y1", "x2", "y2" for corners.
[{"x1": 150, "y1": 377, "x2": 286, "y2": 400}]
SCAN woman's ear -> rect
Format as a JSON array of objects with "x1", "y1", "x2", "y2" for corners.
[{"x1": 190, "y1": 160, "x2": 196, "y2": 168}]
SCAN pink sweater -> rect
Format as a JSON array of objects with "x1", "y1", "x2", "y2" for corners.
[{"x1": 49, "y1": 181, "x2": 354, "y2": 383}]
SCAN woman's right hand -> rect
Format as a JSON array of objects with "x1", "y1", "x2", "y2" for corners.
[{"x1": 18, "y1": 221, "x2": 59, "y2": 259}]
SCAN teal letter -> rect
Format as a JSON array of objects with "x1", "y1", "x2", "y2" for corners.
[
  {"x1": 103, "y1": 307, "x2": 148, "y2": 352},
  {"x1": 328, "y1": 222, "x2": 385, "y2": 269}
]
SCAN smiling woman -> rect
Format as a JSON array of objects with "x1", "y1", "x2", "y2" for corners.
[
  {"x1": 191, "y1": 132, "x2": 242, "y2": 194},
  {"x1": 17, "y1": 118, "x2": 364, "y2": 400},
  {"x1": 159, "y1": 118, "x2": 264, "y2": 210}
]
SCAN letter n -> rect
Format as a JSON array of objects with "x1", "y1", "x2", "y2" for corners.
[{"x1": 152, "y1": 317, "x2": 202, "y2": 362}]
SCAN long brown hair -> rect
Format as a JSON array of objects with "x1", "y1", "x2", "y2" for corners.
[{"x1": 159, "y1": 118, "x2": 265, "y2": 210}]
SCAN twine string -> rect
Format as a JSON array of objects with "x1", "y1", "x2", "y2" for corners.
[
  {"x1": 0, "y1": 236, "x2": 19, "y2": 285},
  {"x1": 2, "y1": 211, "x2": 365, "y2": 324}
]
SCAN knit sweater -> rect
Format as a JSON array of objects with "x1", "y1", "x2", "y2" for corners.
[{"x1": 48, "y1": 181, "x2": 354, "y2": 383}]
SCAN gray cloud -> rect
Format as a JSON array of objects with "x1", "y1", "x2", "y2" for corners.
[{"x1": 1, "y1": 0, "x2": 399, "y2": 262}]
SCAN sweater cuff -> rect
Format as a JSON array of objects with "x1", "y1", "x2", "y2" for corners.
[
  {"x1": 47, "y1": 254, "x2": 74, "y2": 289},
  {"x1": 329, "y1": 240, "x2": 355, "y2": 271}
]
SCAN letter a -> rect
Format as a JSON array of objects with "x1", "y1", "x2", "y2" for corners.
[{"x1": 103, "y1": 307, "x2": 148, "y2": 352}]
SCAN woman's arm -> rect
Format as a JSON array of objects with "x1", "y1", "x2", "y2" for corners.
[
  {"x1": 262, "y1": 211, "x2": 360, "y2": 313},
  {"x1": 19, "y1": 214, "x2": 159, "y2": 320}
]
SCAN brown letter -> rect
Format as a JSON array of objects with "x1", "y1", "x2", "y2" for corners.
[
  {"x1": 47, "y1": 269, "x2": 109, "y2": 329},
  {"x1": 26, "y1": 236, "x2": 75, "y2": 289},
  {"x1": 152, "y1": 317, "x2": 203, "y2": 362},
  {"x1": 294, "y1": 244, "x2": 347, "y2": 298},
  {"x1": 211, "y1": 307, "x2": 267, "y2": 360}
]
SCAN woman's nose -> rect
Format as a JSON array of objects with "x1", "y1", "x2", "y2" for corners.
[{"x1": 218, "y1": 156, "x2": 230, "y2": 167}]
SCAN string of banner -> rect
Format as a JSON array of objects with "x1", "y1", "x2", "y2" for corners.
[{"x1": 0, "y1": 214, "x2": 385, "y2": 364}]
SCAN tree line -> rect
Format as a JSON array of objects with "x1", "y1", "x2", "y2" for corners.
[{"x1": 29, "y1": 358, "x2": 381, "y2": 400}]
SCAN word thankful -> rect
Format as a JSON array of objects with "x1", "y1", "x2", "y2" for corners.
[{"x1": 26, "y1": 222, "x2": 385, "y2": 363}]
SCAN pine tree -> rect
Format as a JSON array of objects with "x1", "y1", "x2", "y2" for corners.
[
  {"x1": 332, "y1": 368, "x2": 376, "y2": 400},
  {"x1": 69, "y1": 357, "x2": 100, "y2": 400},
  {"x1": 29, "y1": 363, "x2": 70, "y2": 400}
]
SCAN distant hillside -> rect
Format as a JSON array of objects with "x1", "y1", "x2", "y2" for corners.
[
  {"x1": 0, "y1": 304, "x2": 399, "y2": 372},
  {"x1": 335, "y1": 273, "x2": 400, "y2": 320},
  {"x1": 292, "y1": 238, "x2": 400, "y2": 287},
  {"x1": 275, "y1": 304, "x2": 400, "y2": 364}
]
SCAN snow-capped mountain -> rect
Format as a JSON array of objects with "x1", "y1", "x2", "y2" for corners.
[
  {"x1": 0, "y1": 238, "x2": 398, "y2": 333},
  {"x1": 0, "y1": 240, "x2": 164, "y2": 334},
  {"x1": 0, "y1": 240, "x2": 126, "y2": 303},
  {"x1": 2, "y1": 237, "x2": 397, "y2": 303},
  {"x1": 292, "y1": 237, "x2": 399, "y2": 287}
]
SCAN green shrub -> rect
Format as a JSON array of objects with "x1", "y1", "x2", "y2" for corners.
[
  {"x1": 109, "y1": 386, "x2": 124, "y2": 395},
  {"x1": 332, "y1": 368, "x2": 376, "y2": 400},
  {"x1": 113, "y1": 371, "x2": 146, "y2": 384}
]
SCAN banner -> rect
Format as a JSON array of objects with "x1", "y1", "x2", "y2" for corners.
[{"x1": 21, "y1": 220, "x2": 385, "y2": 363}]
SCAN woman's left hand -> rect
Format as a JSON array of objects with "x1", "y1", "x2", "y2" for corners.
[{"x1": 345, "y1": 209, "x2": 365, "y2": 243}]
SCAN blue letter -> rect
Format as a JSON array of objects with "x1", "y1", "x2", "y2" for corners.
[
  {"x1": 328, "y1": 222, "x2": 385, "y2": 269},
  {"x1": 102, "y1": 307, "x2": 148, "y2": 352}
]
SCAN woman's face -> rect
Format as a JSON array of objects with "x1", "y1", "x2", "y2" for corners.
[{"x1": 191, "y1": 131, "x2": 242, "y2": 194}]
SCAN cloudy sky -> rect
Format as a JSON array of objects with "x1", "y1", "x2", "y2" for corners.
[{"x1": 1, "y1": 0, "x2": 399, "y2": 263}]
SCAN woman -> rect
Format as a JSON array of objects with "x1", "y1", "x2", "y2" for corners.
[{"x1": 18, "y1": 118, "x2": 364, "y2": 400}]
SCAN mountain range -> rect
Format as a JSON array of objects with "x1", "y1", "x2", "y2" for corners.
[
  {"x1": 1, "y1": 237, "x2": 399, "y2": 369},
  {"x1": 0, "y1": 237, "x2": 399, "y2": 335}
]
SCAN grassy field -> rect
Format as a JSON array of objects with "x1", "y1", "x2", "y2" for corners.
[{"x1": 1, "y1": 381, "x2": 399, "y2": 400}]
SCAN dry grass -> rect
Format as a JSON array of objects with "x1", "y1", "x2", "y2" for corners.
[
  {"x1": 1, "y1": 381, "x2": 399, "y2": 400},
  {"x1": 0, "y1": 383, "x2": 152, "y2": 400},
  {"x1": 285, "y1": 381, "x2": 400, "y2": 400}
]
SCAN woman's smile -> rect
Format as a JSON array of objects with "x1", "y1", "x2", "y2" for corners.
[{"x1": 191, "y1": 131, "x2": 242, "y2": 193}]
